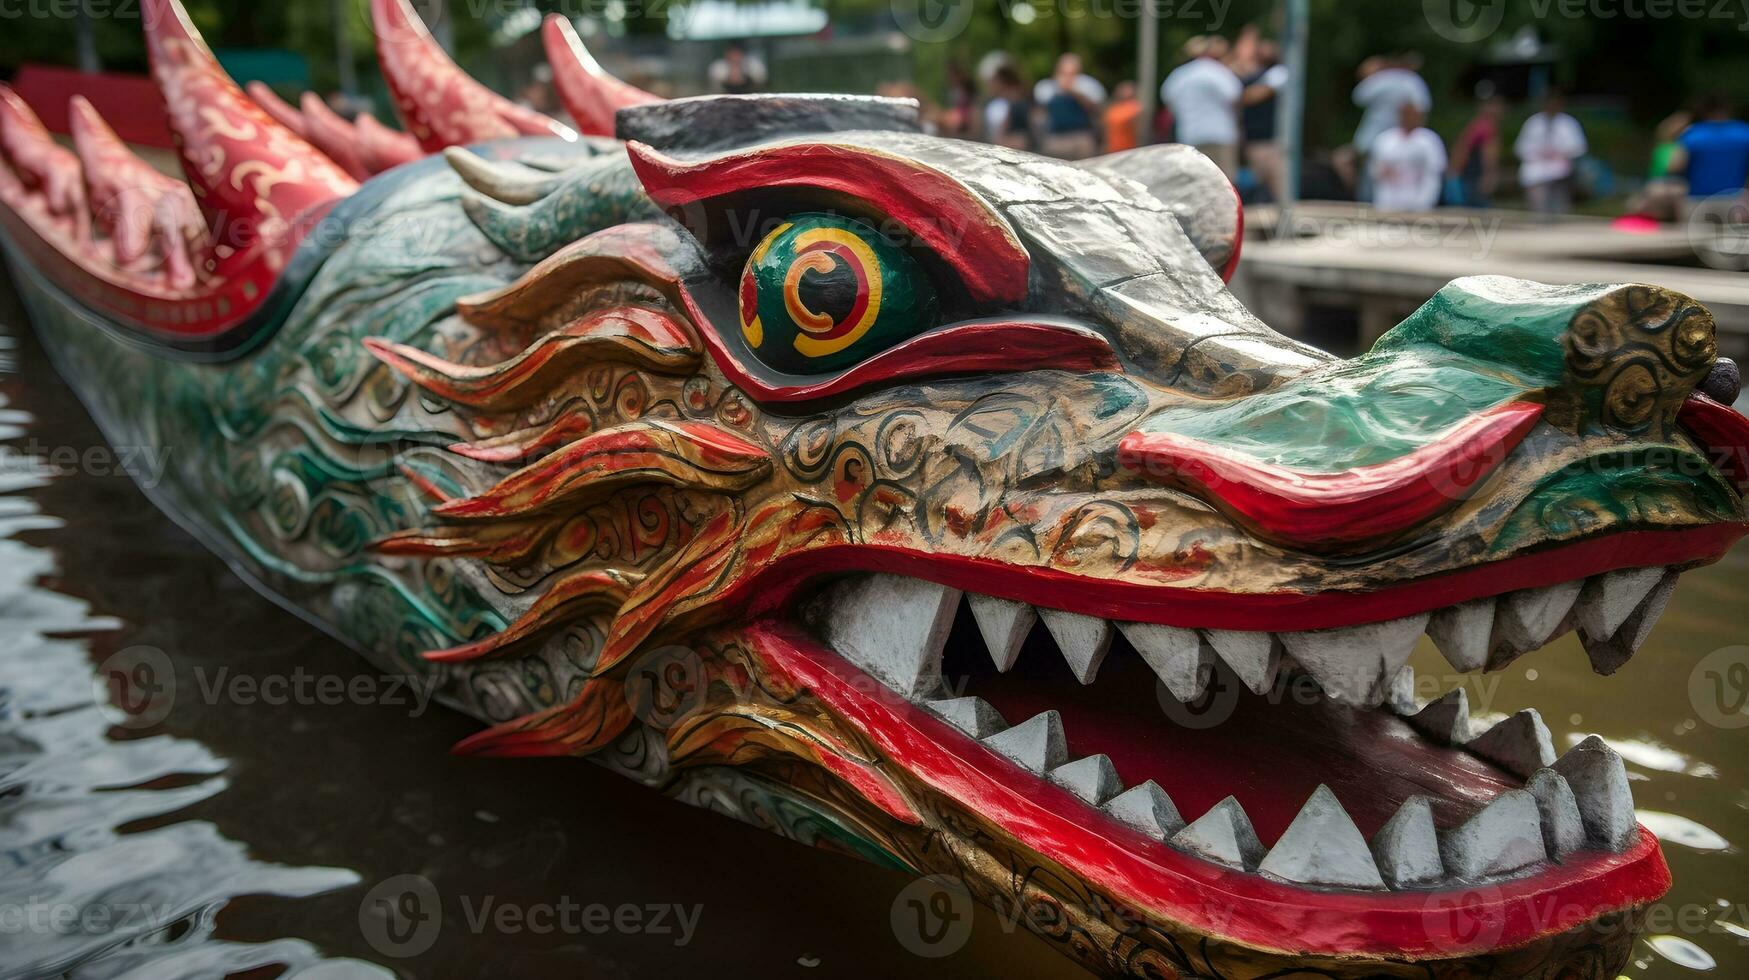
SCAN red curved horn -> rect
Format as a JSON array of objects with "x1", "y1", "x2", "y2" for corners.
[
  {"x1": 542, "y1": 15, "x2": 659, "y2": 138},
  {"x1": 142, "y1": 0, "x2": 356, "y2": 252},
  {"x1": 0, "y1": 85, "x2": 91, "y2": 241},
  {"x1": 67, "y1": 95, "x2": 203, "y2": 287},
  {"x1": 245, "y1": 80, "x2": 310, "y2": 139},
  {"x1": 355, "y1": 112, "x2": 424, "y2": 173},
  {"x1": 299, "y1": 92, "x2": 372, "y2": 181},
  {"x1": 371, "y1": 0, "x2": 576, "y2": 152}
]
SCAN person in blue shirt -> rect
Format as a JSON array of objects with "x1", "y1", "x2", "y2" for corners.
[{"x1": 1678, "y1": 95, "x2": 1749, "y2": 199}]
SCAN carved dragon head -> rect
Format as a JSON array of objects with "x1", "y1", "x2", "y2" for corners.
[{"x1": 2, "y1": 1, "x2": 1747, "y2": 976}]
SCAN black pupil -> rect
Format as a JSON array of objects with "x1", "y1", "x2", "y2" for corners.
[{"x1": 797, "y1": 253, "x2": 860, "y2": 326}]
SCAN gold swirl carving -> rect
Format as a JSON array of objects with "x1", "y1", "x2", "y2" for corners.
[{"x1": 1562, "y1": 284, "x2": 1716, "y2": 436}]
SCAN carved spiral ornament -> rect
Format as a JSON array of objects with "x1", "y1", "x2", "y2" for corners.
[{"x1": 1563, "y1": 284, "x2": 1716, "y2": 435}]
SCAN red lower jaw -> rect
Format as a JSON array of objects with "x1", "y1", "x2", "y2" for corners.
[{"x1": 745, "y1": 621, "x2": 1672, "y2": 960}]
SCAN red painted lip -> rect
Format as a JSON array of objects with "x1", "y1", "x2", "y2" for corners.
[
  {"x1": 747, "y1": 621, "x2": 1672, "y2": 959},
  {"x1": 1118, "y1": 401, "x2": 1544, "y2": 550},
  {"x1": 727, "y1": 524, "x2": 1745, "y2": 634}
]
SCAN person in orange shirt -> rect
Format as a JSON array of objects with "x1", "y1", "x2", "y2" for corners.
[{"x1": 1104, "y1": 81, "x2": 1141, "y2": 152}]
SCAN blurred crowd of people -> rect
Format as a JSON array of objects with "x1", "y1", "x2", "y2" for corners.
[
  {"x1": 906, "y1": 30, "x2": 1749, "y2": 221},
  {"x1": 492, "y1": 32, "x2": 1749, "y2": 223}
]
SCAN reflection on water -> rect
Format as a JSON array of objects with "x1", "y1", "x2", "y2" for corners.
[{"x1": 0, "y1": 293, "x2": 1746, "y2": 978}]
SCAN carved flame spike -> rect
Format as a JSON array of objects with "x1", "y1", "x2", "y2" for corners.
[
  {"x1": 449, "y1": 413, "x2": 596, "y2": 464},
  {"x1": 365, "y1": 306, "x2": 699, "y2": 408},
  {"x1": 425, "y1": 569, "x2": 640, "y2": 663},
  {"x1": 451, "y1": 678, "x2": 632, "y2": 757},
  {"x1": 371, "y1": 0, "x2": 576, "y2": 152},
  {"x1": 542, "y1": 15, "x2": 660, "y2": 138},
  {"x1": 141, "y1": 0, "x2": 357, "y2": 252},
  {"x1": 244, "y1": 81, "x2": 310, "y2": 139},
  {"x1": 0, "y1": 85, "x2": 91, "y2": 241},
  {"x1": 298, "y1": 92, "x2": 372, "y2": 181},
  {"x1": 67, "y1": 96, "x2": 204, "y2": 287},
  {"x1": 416, "y1": 418, "x2": 771, "y2": 521}
]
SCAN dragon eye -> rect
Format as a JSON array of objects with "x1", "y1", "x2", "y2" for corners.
[{"x1": 738, "y1": 213, "x2": 939, "y2": 374}]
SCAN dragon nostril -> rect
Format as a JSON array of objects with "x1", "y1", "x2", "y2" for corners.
[{"x1": 1701, "y1": 357, "x2": 1741, "y2": 405}]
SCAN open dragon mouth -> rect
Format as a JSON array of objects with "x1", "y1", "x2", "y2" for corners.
[{"x1": 795, "y1": 564, "x2": 1669, "y2": 899}]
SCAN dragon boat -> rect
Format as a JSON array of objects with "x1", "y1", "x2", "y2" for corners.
[{"x1": 2, "y1": 1, "x2": 1747, "y2": 974}]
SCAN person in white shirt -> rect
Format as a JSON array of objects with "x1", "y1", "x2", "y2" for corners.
[
  {"x1": 1353, "y1": 56, "x2": 1432, "y2": 154},
  {"x1": 1349, "y1": 54, "x2": 1432, "y2": 200},
  {"x1": 1367, "y1": 103, "x2": 1447, "y2": 212},
  {"x1": 1161, "y1": 36, "x2": 1242, "y2": 177},
  {"x1": 1514, "y1": 89, "x2": 1588, "y2": 215}
]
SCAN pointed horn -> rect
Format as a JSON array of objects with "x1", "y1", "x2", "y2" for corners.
[
  {"x1": 244, "y1": 81, "x2": 310, "y2": 139},
  {"x1": 298, "y1": 92, "x2": 371, "y2": 180},
  {"x1": 0, "y1": 85, "x2": 91, "y2": 240},
  {"x1": 371, "y1": 0, "x2": 575, "y2": 152},
  {"x1": 542, "y1": 15, "x2": 659, "y2": 138},
  {"x1": 142, "y1": 0, "x2": 356, "y2": 251},
  {"x1": 355, "y1": 112, "x2": 423, "y2": 172},
  {"x1": 67, "y1": 95, "x2": 203, "y2": 286}
]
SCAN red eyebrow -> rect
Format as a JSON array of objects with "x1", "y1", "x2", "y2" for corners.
[{"x1": 626, "y1": 140, "x2": 1030, "y2": 306}]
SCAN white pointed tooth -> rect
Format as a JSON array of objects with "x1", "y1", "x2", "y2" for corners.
[
  {"x1": 1371, "y1": 796, "x2": 1443, "y2": 888},
  {"x1": 819, "y1": 574, "x2": 960, "y2": 698},
  {"x1": 1120, "y1": 622, "x2": 1212, "y2": 701},
  {"x1": 1526, "y1": 768, "x2": 1586, "y2": 859},
  {"x1": 1105, "y1": 780, "x2": 1185, "y2": 840},
  {"x1": 1038, "y1": 609, "x2": 1114, "y2": 684},
  {"x1": 1171, "y1": 796, "x2": 1264, "y2": 871},
  {"x1": 1257, "y1": 785, "x2": 1386, "y2": 889},
  {"x1": 981, "y1": 710, "x2": 1068, "y2": 774},
  {"x1": 1466, "y1": 708, "x2": 1557, "y2": 778},
  {"x1": 1427, "y1": 598, "x2": 1494, "y2": 673},
  {"x1": 1580, "y1": 570, "x2": 1678, "y2": 676},
  {"x1": 1492, "y1": 580, "x2": 1584, "y2": 657},
  {"x1": 1408, "y1": 689, "x2": 1471, "y2": 744},
  {"x1": 1551, "y1": 735, "x2": 1637, "y2": 852},
  {"x1": 967, "y1": 594, "x2": 1035, "y2": 673},
  {"x1": 1574, "y1": 567, "x2": 1665, "y2": 640},
  {"x1": 927, "y1": 696, "x2": 1007, "y2": 738},
  {"x1": 1385, "y1": 666, "x2": 1418, "y2": 715},
  {"x1": 1279, "y1": 615, "x2": 1429, "y2": 706},
  {"x1": 1439, "y1": 790, "x2": 1549, "y2": 880},
  {"x1": 1050, "y1": 754, "x2": 1123, "y2": 805},
  {"x1": 1202, "y1": 629, "x2": 1279, "y2": 695}
]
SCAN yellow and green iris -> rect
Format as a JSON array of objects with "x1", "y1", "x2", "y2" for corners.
[{"x1": 738, "y1": 213, "x2": 938, "y2": 374}]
